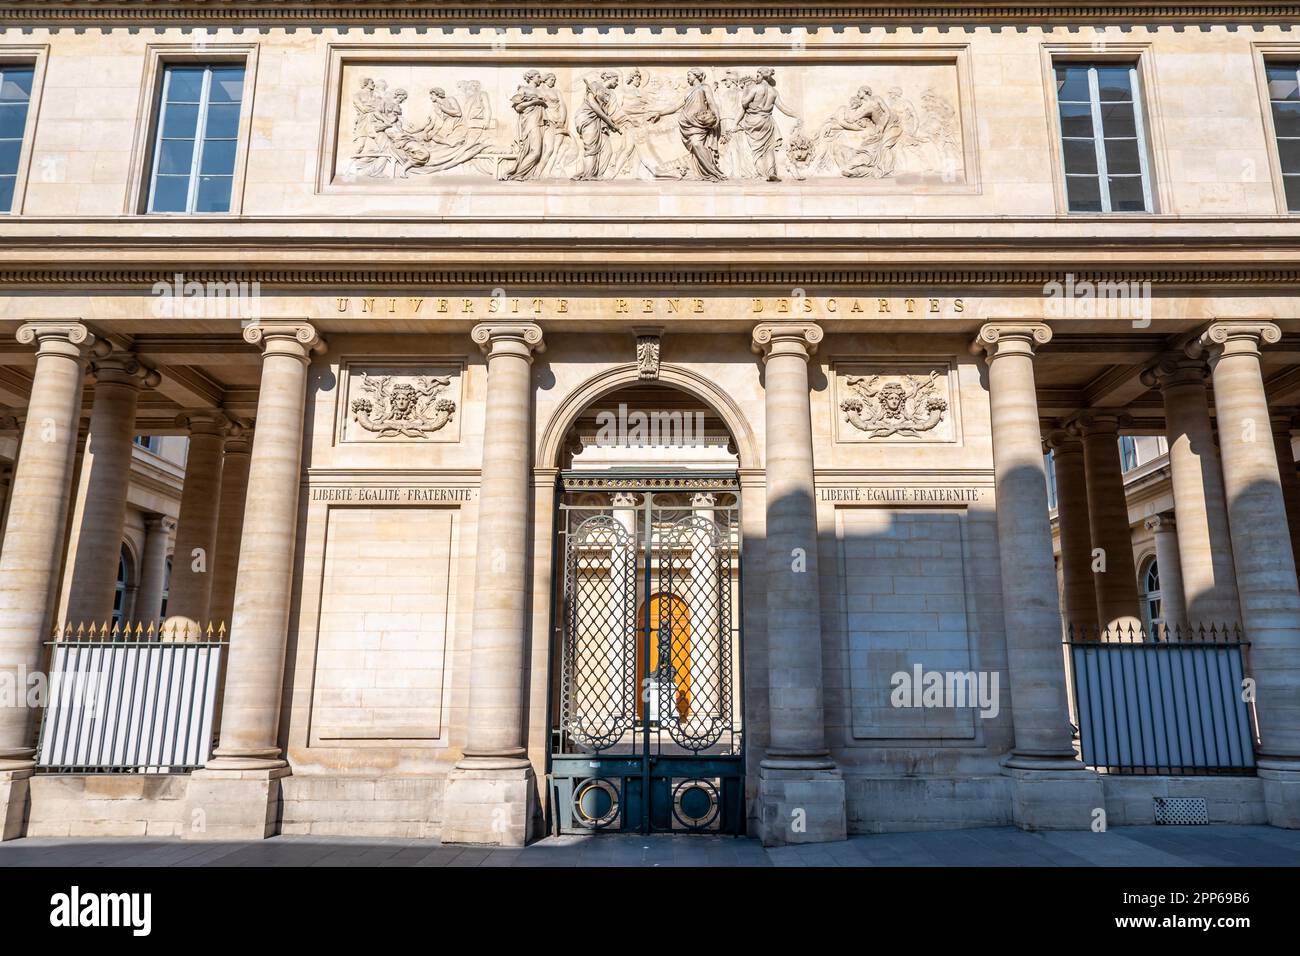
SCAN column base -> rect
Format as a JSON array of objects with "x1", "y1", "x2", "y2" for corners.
[
  {"x1": 755, "y1": 761, "x2": 847, "y2": 847},
  {"x1": 439, "y1": 763, "x2": 540, "y2": 847},
  {"x1": 0, "y1": 769, "x2": 32, "y2": 841},
  {"x1": 182, "y1": 767, "x2": 289, "y2": 840},
  {"x1": 1258, "y1": 759, "x2": 1300, "y2": 829},
  {"x1": 1003, "y1": 759, "x2": 1103, "y2": 831}
]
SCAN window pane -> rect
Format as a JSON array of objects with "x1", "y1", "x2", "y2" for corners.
[
  {"x1": 1107, "y1": 175, "x2": 1148, "y2": 211},
  {"x1": 0, "y1": 139, "x2": 20, "y2": 173},
  {"x1": 194, "y1": 175, "x2": 232, "y2": 213},
  {"x1": 208, "y1": 66, "x2": 244, "y2": 103},
  {"x1": 166, "y1": 67, "x2": 205, "y2": 103},
  {"x1": 1062, "y1": 138, "x2": 1098, "y2": 175},
  {"x1": 1272, "y1": 101, "x2": 1300, "y2": 139},
  {"x1": 0, "y1": 176, "x2": 14, "y2": 213},
  {"x1": 204, "y1": 102, "x2": 241, "y2": 139},
  {"x1": 162, "y1": 102, "x2": 199, "y2": 138},
  {"x1": 1104, "y1": 138, "x2": 1142, "y2": 175},
  {"x1": 151, "y1": 174, "x2": 190, "y2": 212},
  {"x1": 1099, "y1": 101, "x2": 1137, "y2": 138},
  {"x1": 0, "y1": 102, "x2": 27, "y2": 140},
  {"x1": 198, "y1": 138, "x2": 237, "y2": 176},
  {"x1": 1095, "y1": 66, "x2": 1134, "y2": 101},
  {"x1": 1284, "y1": 174, "x2": 1300, "y2": 211},
  {"x1": 1267, "y1": 64, "x2": 1300, "y2": 101},
  {"x1": 1065, "y1": 174, "x2": 1103, "y2": 212},
  {"x1": 0, "y1": 67, "x2": 33, "y2": 102},
  {"x1": 158, "y1": 138, "x2": 196, "y2": 175},
  {"x1": 1055, "y1": 65, "x2": 1091, "y2": 102},
  {"x1": 1058, "y1": 102, "x2": 1093, "y2": 138},
  {"x1": 1279, "y1": 138, "x2": 1300, "y2": 174}
]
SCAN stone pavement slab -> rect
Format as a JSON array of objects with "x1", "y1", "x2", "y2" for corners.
[{"x1": 0, "y1": 825, "x2": 1296, "y2": 867}]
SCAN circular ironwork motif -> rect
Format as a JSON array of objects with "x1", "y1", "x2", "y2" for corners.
[
  {"x1": 572, "y1": 777, "x2": 620, "y2": 829},
  {"x1": 671, "y1": 778, "x2": 720, "y2": 830}
]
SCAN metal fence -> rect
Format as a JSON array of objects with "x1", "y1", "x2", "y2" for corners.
[
  {"x1": 36, "y1": 622, "x2": 227, "y2": 773},
  {"x1": 1063, "y1": 623, "x2": 1257, "y2": 775}
]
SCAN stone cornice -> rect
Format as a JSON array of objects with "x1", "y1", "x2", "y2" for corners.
[
  {"x1": 5, "y1": 266, "x2": 1300, "y2": 291},
  {"x1": 6, "y1": 2, "x2": 1300, "y2": 26}
]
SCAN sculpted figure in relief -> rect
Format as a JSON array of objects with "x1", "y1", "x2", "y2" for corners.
[
  {"x1": 648, "y1": 68, "x2": 727, "y2": 182},
  {"x1": 738, "y1": 68, "x2": 799, "y2": 182},
  {"x1": 840, "y1": 371, "x2": 949, "y2": 438},
  {"x1": 572, "y1": 71, "x2": 623, "y2": 181},
  {"x1": 348, "y1": 78, "x2": 489, "y2": 178},
  {"x1": 506, "y1": 70, "x2": 549, "y2": 180}
]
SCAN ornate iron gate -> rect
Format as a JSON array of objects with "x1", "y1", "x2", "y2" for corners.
[{"x1": 550, "y1": 472, "x2": 744, "y2": 834}]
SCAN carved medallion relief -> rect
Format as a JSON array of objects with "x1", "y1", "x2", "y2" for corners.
[
  {"x1": 332, "y1": 61, "x2": 967, "y2": 188},
  {"x1": 832, "y1": 361, "x2": 958, "y2": 443},
  {"x1": 338, "y1": 360, "x2": 463, "y2": 443}
]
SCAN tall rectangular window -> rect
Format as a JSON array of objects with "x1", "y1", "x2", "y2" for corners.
[
  {"x1": 1055, "y1": 62, "x2": 1152, "y2": 213},
  {"x1": 0, "y1": 64, "x2": 35, "y2": 213},
  {"x1": 1266, "y1": 62, "x2": 1300, "y2": 210},
  {"x1": 147, "y1": 63, "x2": 244, "y2": 214}
]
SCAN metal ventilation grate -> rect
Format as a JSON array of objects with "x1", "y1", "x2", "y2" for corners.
[{"x1": 1153, "y1": 796, "x2": 1210, "y2": 825}]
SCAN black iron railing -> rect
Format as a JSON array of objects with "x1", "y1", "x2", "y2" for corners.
[
  {"x1": 1063, "y1": 623, "x2": 1257, "y2": 775},
  {"x1": 35, "y1": 621, "x2": 227, "y2": 773}
]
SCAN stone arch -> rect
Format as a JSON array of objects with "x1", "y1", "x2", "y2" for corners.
[{"x1": 537, "y1": 362, "x2": 760, "y2": 470}]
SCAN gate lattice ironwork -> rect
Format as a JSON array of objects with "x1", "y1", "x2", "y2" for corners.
[{"x1": 551, "y1": 472, "x2": 744, "y2": 834}]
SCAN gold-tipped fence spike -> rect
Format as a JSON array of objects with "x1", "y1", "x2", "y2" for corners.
[
  {"x1": 217, "y1": 621, "x2": 227, "y2": 639},
  {"x1": 110, "y1": 620, "x2": 120, "y2": 641},
  {"x1": 146, "y1": 620, "x2": 156, "y2": 640},
  {"x1": 205, "y1": 621, "x2": 214, "y2": 639}
]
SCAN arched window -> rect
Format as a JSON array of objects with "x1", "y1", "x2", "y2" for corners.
[
  {"x1": 1140, "y1": 557, "x2": 1162, "y2": 634},
  {"x1": 112, "y1": 545, "x2": 131, "y2": 627}
]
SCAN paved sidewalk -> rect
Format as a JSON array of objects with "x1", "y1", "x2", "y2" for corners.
[{"x1": 0, "y1": 825, "x2": 1296, "y2": 867}]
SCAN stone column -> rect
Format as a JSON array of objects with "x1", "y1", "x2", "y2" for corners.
[
  {"x1": 751, "y1": 322, "x2": 845, "y2": 846},
  {"x1": 1143, "y1": 513, "x2": 1186, "y2": 631},
  {"x1": 1189, "y1": 321, "x2": 1300, "y2": 827},
  {"x1": 185, "y1": 324, "x2": 323, "y2": 841},
  {"x1": 1074, "y1": 412, "x2": 1142, "y2": 633},
  {"x1": 0, "y1": 322, "x2": 97, "y2": 839},
  {"x1": 134, "y1": 515, "x2": 175, "y2": 625},
  {"x1": 441, "y1": 322, "x2": 545, "y2": 847},
  {"x1": 209, "y1": 423, "x2": 253, "y2": 630},
  {"x1": 1141, "y1": 356, "x2": 1241, "y2": 626},
  {"x1": 164, "y1": 410, "x2": 229, "y2": 635},
  {"x1": 65, "y1": 353, "x2": 160, "y2": 625},
  {"x1": 0, "y1": 414, "x2": 19, "y2": 553},
  {"x1": 1045, "y1": 429, "x2": 1098, "y2": 634},
  {"x1": 1271, "y1": 414, "x2": 1300, "y2": 571},
  {"x1": 971, "y1": 324, "x2": 1100, "y2": 829}
]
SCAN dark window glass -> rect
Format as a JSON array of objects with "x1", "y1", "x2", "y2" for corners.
[{"x1": 148, "y1": 63, "x2": 245, "y2": 214}]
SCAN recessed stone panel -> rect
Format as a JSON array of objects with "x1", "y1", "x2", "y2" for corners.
[
  {"x1": 310, "y1": 506, "x2": 454, "y2": 741},
  {"x1": 832, "y1": 359, "x2": 959, "y2": 443},
  {"x1": 337, "y1": 358, "x2": 463, "y2": 444}
]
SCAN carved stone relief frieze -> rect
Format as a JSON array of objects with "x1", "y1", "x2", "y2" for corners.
[
  {"x1": 338, "y1": 360, "x2": 464, "y2": 443},
  {"x1": 334, "y1": 61, "x2": 966, "y2": 188},
  {"x1": 833, "y1": 361, "x2": 958, "y2": 443}
]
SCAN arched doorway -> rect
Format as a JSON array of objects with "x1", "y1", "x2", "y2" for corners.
[{"x1": 549, "y1": 382, "x2": 745, "y2": 835}]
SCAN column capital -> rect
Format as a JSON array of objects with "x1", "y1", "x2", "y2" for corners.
[
  {"x1": 1043, "y1": 427, "x2": 1083, "y2": 456},
  {"x1": 471, "y1": 322, "x2": 545, "y2": 360},
  {"x1": 242, "y1": 322, "x2": 326, "y2": 361},
  {"x1": 610, "y1": 491, "x2": 638, "y2": 507},
  {"x1": 1144, "y1": 512, "x2": 1176, "y2": 533},
  {"x1": 1186, "y1": 320, "x2": 1281, "y2": 363},
  {"x1": 175, "y1": 408, "x2": 231, "y2": 437},
  {"x1": 89, "y1": 350, "x2": 162, "y2": 390},
  {"x1": 144, "y1": 514, "x2": 177, "y2": 535},
  {"x1": 15, "y1": 321, "x2": 100, "y2": 361},
  {"x1": 690, "y1": 491, "x2": 717, "y2": 508},
  {"x1": 224, "y1": 419, "x2": 255, "y2": 454},
  {"x1": 969, "y1": 322, "x2": 1052, "y2": 360},
  {"x1": 0, "y1": 408, "x2": 19, "y2": 432},
  {"x1": 1140, "y1": 354, "x2": 1209, "y2": 390},
  {"x1": 1068, "y1": 410, "x2": 1132, "y2": 438},
  {"x1": 1270, "y1": 411, "x2": 1298, "y2": 436},
  {"x1": 750, "y1": 322, "x2": 822, "y2": 359}
]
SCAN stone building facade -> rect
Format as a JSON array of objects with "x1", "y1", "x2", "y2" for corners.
[{"x1": 1, "y1": 1, "x2": 1300, "y2": 845}]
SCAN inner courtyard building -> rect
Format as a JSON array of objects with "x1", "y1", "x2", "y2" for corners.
[{"x1": 1, "y1": 1, "x2": 1300, "y2": 845}]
